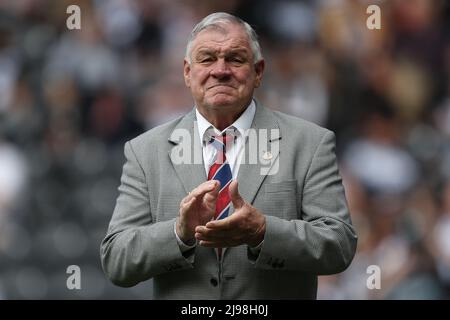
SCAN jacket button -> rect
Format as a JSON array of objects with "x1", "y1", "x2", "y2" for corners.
[{"x1": 210, "y1": 278, "x2": 218, "y2": 287}]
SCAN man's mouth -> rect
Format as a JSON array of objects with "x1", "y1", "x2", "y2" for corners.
[{"x1": 208, "y1": 84, "x2": 235, "y2": 90}]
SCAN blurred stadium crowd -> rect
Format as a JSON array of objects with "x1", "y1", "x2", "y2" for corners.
[{"x1": 0, "y1": 0, "x2": 450, "y2": 299}]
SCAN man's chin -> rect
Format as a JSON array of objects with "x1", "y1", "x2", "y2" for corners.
[{"x1": 205, "y1": 96, "x2": 237, "y2": 109}]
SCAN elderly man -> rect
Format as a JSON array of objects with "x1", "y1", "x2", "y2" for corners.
[{"x1": 101, "y1": 12, "x2": 357, "y2": 299}]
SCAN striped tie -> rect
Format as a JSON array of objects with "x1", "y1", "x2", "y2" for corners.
[{"x1": 207, "y1": 132, "x2": 234, "y2": 259}]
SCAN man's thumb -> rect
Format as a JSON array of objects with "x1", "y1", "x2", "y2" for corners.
[{"x1": 229, "y1": 180, "x2": 245, "y2": 208}]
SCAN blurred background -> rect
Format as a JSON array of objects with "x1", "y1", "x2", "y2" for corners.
[{"x1": 0, "y1": 0, "x2": 449, "y2": 299}]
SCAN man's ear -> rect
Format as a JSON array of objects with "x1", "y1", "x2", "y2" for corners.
[
  {"x1": 183, "y1": 59, "x2": 191, "y2": 88},
  {"x1": 254, "y1": 59, "x2": 265, "y2": 88}
]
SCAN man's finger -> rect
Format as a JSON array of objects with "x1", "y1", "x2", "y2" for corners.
[
  {"x1": 195, "y1": 231, "x2": 227, "y2": 241},
  {"x1": 186, "y1": 180, "x2": 219, "y2": 202},
  {"x1": 203, "y1": 180, "x2": 220, "y2": 203},
  {"x1": 229, "y1": 180, "x2": 245, "y2": 209},
  {"x1": 205, "y1": 214, "x2": 236, "y2": 229},
  {"x1": 195, "y1": 225, "x2": 231, "y2": 238},
  {"x1": 181, "y1": 196, "x2": 196, "y2": 212},
  {"x1": 199, "y1": 240, "x2": 238, "y2": 247},
  {"x1": 195, "y1": 228, "x2": 240, "y2": 241},
  {"x1": 198, "y1": 240, "x2": 217, "y2": 247}
]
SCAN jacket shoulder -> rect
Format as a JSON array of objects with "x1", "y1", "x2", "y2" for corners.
[
  {"x1": 271, "y1": 109, "x2": 333, "y2": 141},
  {"x1": 126, "y1": 114, "x2": 186, "y2": 156}
]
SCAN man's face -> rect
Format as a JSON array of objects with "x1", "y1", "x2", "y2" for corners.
[{"x1": 184, "y1": 23, "x2": 264, "y2": 111}]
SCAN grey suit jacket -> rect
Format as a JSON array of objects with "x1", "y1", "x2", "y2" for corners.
[{"x1": 100, "y1": 102, "x2": 357, "y2": 299}]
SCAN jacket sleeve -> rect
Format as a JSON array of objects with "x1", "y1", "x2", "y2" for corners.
[
  {"x1": 100, "y1": 141, "x2": 193, "y2": 287},
  {"x1": 254, "y1": 131, "x2": 358, "y2": 275}
]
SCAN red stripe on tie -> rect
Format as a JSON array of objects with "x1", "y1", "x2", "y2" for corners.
[{"x1": 208, "y1": 162, "x2": 221, "y2": 180}]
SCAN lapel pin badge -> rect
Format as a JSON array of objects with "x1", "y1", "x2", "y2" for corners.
[{"x1": 262, "y1": 151, "x2": 273, "y2": 160}]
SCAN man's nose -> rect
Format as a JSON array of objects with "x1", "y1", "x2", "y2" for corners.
[{"x1": 210, "y1": 59, "x2": 232, "y2": 79}]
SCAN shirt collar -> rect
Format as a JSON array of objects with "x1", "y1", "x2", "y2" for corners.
[{"x1": 196, "y1": 99, "x2": 256, "y2": 145}]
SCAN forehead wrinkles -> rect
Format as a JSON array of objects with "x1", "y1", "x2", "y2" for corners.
[
  {"x1": 193, "y1": 39, "x2": 251, "y2": 57},
  {"x1": 192, "y1": 25, "x2": 251, "y2": 55}
]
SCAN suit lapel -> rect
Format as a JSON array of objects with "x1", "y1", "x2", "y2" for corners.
[
  {"x1": 168, "y1": 108, "x2": 207, "y2": 195},
  {"x1": 237, "y1": 102, "x2": 281, "y2": 205}
]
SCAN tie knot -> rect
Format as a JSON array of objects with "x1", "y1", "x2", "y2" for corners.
[
  {"x1": 215, "y1": 133, "x2": 233, "y2": 144},
  {"x1": 206, "y1": 128, "x2": 237, "y2": 152}
]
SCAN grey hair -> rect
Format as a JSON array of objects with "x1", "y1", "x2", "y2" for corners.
[{"x1": 185, "y1": 12, "x2": 263, "y2": 64}]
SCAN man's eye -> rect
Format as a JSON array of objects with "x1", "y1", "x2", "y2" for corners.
[
  {"x1": 199, "y1": 57, "x2": 213, "y2": 63},
  {"x1": 230, "y1": 57, "x2": 244, "y2": 63}
]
